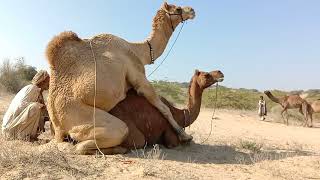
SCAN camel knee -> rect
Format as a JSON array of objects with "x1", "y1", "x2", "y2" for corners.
[
  {"x1": 110, "y1": 122, "x2": 129, "y2": 145},
  {"x1": 95, "y1": 121, "x2": 129, "y2": 147}
]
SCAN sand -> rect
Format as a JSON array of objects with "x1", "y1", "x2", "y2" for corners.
[{"x1": 0, "y1": 96, "x2": 320, "y2": 180}]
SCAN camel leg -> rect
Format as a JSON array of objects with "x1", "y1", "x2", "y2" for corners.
[
  {"x1": 307, "y1": 106, "x2": 313, "y2": 128},
  {"x1": 298, "y1": 107, "x2": 308, "y2": 127},
  {"x1": 127, "y1": 73, "x2": 192, "y2": 142},
  {"x1": 301, "y1": 103, "x2": 310, "y2": 127},
  {"x1": 74, "y1": 140, "x2": 128, "y2": 155},
  {"x1": 120, "y1": 122, "x2": 146, "y2": 149},
  {"x1": 67, "y1": 103, "x2": 129, "y2": 155},
  {"x1": 281, "y1": 107, "x2": 289, "y2": 126},
  {"x1": 308, "y1": 113, "x2": 313, "y2": 128},
  {"x1": 163, "y1": 129, "x2": 180, "y2": 148}
]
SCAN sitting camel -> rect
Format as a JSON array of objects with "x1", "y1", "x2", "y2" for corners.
[
  {"x1": 264, "y1": 91, "x2": 312, "y2": 127},
  {"x1": 114, "y1": 69, "x2": 224, "y2": 150},
  {"x1": 46, "y1": 2, "x2": 196, "y2": 154},
  {"x1": 63, "y1": 69, "x2": 223, "y2": 153}
]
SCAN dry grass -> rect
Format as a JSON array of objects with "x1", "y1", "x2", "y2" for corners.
[
  {"x1": 0, "y1": 137, "x2": 88, "y2": 179},
  {"x1": 0, "y1": 93, "x2": 320, "y2": 179}
]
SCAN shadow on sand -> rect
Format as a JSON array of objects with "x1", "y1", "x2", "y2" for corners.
[{"x1": 125, "y1": 142, "x2": 315, "y2": 165}]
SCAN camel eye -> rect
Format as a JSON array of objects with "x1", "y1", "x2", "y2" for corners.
[
  {"x1": 205, "y1": 74, "x2": 211, "y2": 78},
  {"x1": 176, "y1": 7, "x2": 182, "y2": 13}
]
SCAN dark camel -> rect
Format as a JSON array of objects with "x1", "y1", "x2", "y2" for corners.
[
  {"x1": 108, "y1": 69, "x2": 224, "y2": 152},
  {"x1": 264, "y1": 91, "x2": 312, "y2": 127}
]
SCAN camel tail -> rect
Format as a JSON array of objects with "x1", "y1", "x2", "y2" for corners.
[{"x1": 46, "y1": 31, "x2": 81, "y2": 68}]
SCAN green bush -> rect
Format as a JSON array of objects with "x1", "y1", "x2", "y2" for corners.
[
  {"x1": 0, "y1": 58, "x2": 37, "y2": 93},
  {"x1": 151, "y1": 80, "x2": 320, "y2": 113},
  {"x1": 151, "y1": 80, "x2": 187, "y2": 105}
]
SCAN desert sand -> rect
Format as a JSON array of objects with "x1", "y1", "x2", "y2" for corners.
[{"x1": 0, "y1": 95, "x2": 320, "y2": 180}]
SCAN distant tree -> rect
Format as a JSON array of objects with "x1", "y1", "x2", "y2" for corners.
[
  {"x1": 0, "y1": 57, "x2": 37, "y2": 93},
  {"x1": 14, "y1": 57, "x2": 37, "y2": 81}
]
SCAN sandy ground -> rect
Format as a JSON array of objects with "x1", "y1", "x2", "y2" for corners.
[{"x1": 0, "y1": 96, "x2": 320, "y2": 179}]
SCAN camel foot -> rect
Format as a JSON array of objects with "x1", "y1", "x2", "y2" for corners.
[{"x1": 178, "y1": 130, "x2": 193, "y2": 142}]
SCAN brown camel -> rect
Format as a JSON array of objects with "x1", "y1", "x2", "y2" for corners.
[
  {"x1": 264, "y1": 91, "x2": 312, "y2": 127},
  {"x1": 91, "y1": 69, "x2": 223, "y2": 152},
  {"x1": 46, "y1": 3, "x2": 195, "y2": 154},
  {"x1": 311, "y1": 100, "x2": 320, "y2": 114},
  {"x1": 308, "y1": 99, "x2": 320, "y2": 126}
]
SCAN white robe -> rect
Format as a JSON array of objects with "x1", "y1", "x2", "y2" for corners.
[
  {"x1": 258, "y1": 100, "x2": 267, "y2": 116},
  {"x1": 2, "y1": 84, "x2": 44, "y2": 140}
]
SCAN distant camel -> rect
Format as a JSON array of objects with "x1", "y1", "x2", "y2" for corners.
[
  {"x1": 308, "y1": 99, "x2": 320, "y2": 126},
  {"x1": 264, "y1": 91, "x2": 312, "y2": 127}
]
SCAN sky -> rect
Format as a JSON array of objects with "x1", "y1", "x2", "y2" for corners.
[{"x1": 0, "y1": 0, "x2": 319, "y2": 91}]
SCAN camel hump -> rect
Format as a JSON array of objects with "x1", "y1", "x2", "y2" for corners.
[
  {"x1": 299, "y1": 93, "x2": 309, "y2": 99},
  {"x1": 46, "y1": 31, "x2": 81, "y2": 68}
]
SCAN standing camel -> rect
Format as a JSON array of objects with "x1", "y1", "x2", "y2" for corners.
[
  {"x1": 46, "y1": 2, "x2": 196, "y2": 154},
  {"x1": 308, "y1": 100, "x2": 320, "y2": 127},
  {"x1": 264, "y1": 91, "x2": 312, "y2": 127}
]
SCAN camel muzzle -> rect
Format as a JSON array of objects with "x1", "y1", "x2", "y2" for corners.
[{"x1": 217, "y1": 77, "x2": 224, "y2": 82}]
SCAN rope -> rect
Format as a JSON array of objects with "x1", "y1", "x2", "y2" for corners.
[
  {"x1": 89, "y1": 40, "x2": 105, "y2": 157},
  {"x1": 200, "y1": 82, "x2": 219, "y2": 144},
  {"x1": 147, "y1": 21, "x2": 185, "y2": 78}
]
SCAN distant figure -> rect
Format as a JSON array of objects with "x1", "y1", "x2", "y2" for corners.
[
  {"x1": 2, "y1": 70, "x2": 50, "y2": 141},
  {"x1": 258, "y1": 96, "x2": 267, "y2": 120}
]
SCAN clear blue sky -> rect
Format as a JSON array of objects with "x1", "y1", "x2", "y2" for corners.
[{"x1": 0, "y1": 0, "x2": 319, "y2": 91}]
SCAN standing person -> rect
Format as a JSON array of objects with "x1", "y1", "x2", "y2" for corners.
[
  {"x1": 258, "y1": 95, "x2": 267, "y2": 120},
  {"x1": 2, "y1": 70, "x2": 50, "y2": 141}
]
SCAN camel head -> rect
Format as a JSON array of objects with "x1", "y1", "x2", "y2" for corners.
[
  {"x1": 194, "y1": 69, "x2": 224, "y2": 89},
  {"x1": 264, "y1": 90, "x2": 271, "y2": 95},
  {"x1": 161, "y1": 2, "x2": 196, "y2": 27}
]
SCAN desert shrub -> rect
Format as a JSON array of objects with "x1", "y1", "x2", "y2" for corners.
[
  {"x1": 150, "y1": 79, "x2": 320, "y2": 113},
  {"x1": 0, "y1": 58, "x2": 37, "y2": 93},
  {"x1": 239, "y1": 140, "x2": 263, "y2": 153},
  {"x1": 202, "y1": 86, "x2": 263, "y2": 110},
  {"x1": 151, "y1": 80, "x2": 186, "y2": 105}
]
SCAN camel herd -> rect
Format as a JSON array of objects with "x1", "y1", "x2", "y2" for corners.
[{"x1": 42, "y1": 2, "x2": 318, "y2": 155}]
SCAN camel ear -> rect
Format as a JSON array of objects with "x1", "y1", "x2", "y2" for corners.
[
  {"x1": 194, "y1": 69, "x2": 200, "y2": 76},
  {"x1": 162, "y1": 1, "x2": 169, "y2": 10}
]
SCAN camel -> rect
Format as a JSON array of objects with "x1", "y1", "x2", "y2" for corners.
[
  {"x1": 62, "y1": 69, "x2": 224, "y2": 153},
  {"x1": 307, "y1": 99, "x2": 320, "y2": 126},
  {"x1": 114, "y1": 69, "x2": 224, "y2": 151},
  {"x1": 311, "y1": 100, "x2": 320, "y2": 114},
  {"x1": 46, "y1": 2, "x2": 196, "y2": 154},
  {"x1": 264, "y1": 91, "x2": 312, "y2": 127}
]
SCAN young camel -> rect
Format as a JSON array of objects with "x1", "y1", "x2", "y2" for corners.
[
  {"x1": 46, "y1": 3, "x2": 196, "y2": 154},
  {"x1": 264, "y1": 91, "x2": 312, "y2": 127}
]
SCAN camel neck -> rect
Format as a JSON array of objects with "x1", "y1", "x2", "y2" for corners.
[
  {"x1": 129, "y1": 10, "x2": 176, "y2": 65},
  {"x1": 266, "y1": 92, "x2": 281, "y2": 104},
  {"x1": 186, "y1": 78, "x2": 203, "y2": 124}
]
